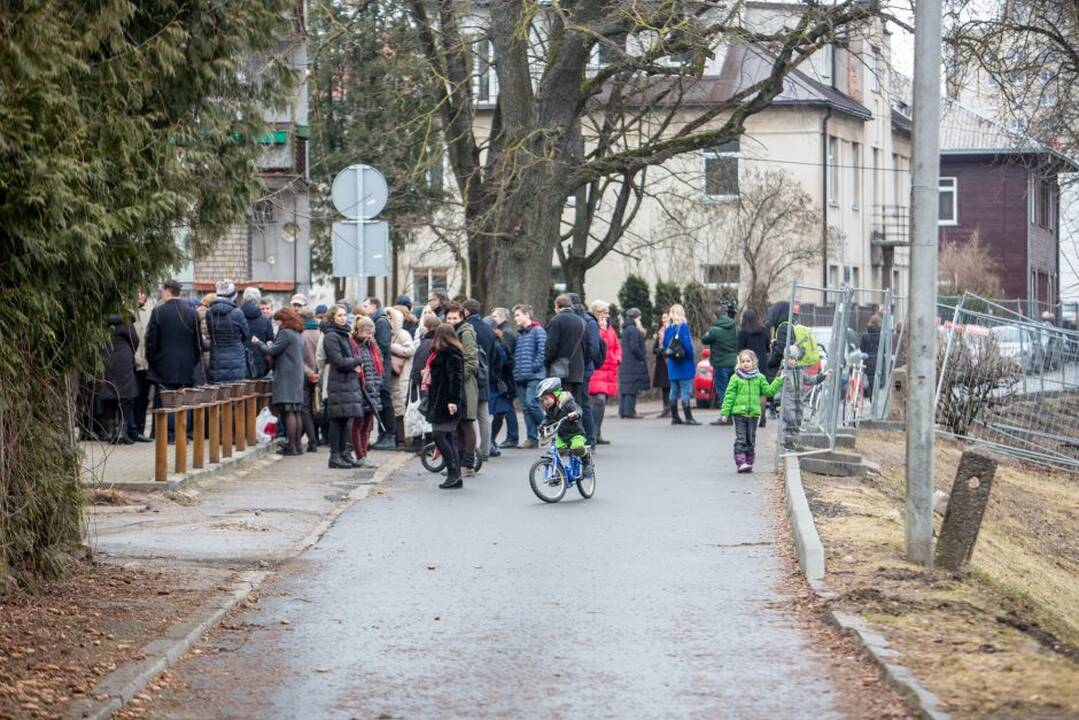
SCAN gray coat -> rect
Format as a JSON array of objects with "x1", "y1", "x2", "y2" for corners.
[
  {"x1": 255, "y1": 328, "x2": 304, "y2": 406},
  {"x1": 323, "y1": 325, "x2": 364, "y2": 418}
]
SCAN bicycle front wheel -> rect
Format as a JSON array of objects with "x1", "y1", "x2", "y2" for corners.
[
  {"x1": 529, "y1": 458, "x2": 566, "y2": 503},
  {"x1": 421, "y1": 442, "x2": 445, "y2": 473}
]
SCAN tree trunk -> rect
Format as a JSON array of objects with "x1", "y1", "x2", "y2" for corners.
[{"x1": 487, "y1": 191, "x2": 563, "y2": 320}]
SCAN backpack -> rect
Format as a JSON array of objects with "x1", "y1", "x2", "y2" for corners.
[{"x1": 792, "y1": 324, "x2": 821, "y2": 367}]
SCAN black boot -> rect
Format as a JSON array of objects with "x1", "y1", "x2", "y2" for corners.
[
  {"x1": 328, "y1": 452, "x2": 352, "y2": 469},
  {"x1": 670, "y1": 401, "x2": 684, "y2": 425},
  {"x1": 371, "y1": 434, "x2": 396, "y2": 451},
  {"x1": 682, "y1": 403, "x2": 701, "y2": 426},
  {"x1": 439, "y1": 471, "x2": 463, "y2": 489},
  {"x1": 758, "y1": 414, "x2": 767, "y2": 428}
]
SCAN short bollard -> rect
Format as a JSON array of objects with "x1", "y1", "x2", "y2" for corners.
[
  {"x1": 192, "y1": 402, "x2": 206, "y2": 470},
  {"x1": 154, "y1": 409, "x2": 168, "y2": 482},
  {"x1": 235, "y1": 388, "x2": 247, "y2": 453},
  {"x1": 208, "y1": 401, "x2": 221, "y2": 465},
  {"x1": 222, "y1": 395, "x2": 234, "y2": 459},
  {"x1": 174, "y1": 407, "x2": 188, "y2": 474}
]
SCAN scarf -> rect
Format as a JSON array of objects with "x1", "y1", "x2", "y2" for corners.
[
  {"x1": 736, "y1": 367, "x2": 759, "y2": 380},
  {"x1": 422, "y1": 351, "x2": 436, "y2": 392},
  {"x1": 304, "y1": 318, "x2": 319, "y2": 330},
  {"x1": 352, "y1": 336, "x2": 384, "y2": 377}
]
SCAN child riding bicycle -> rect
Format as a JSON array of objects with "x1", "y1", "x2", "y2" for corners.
[{"x1": 536, "y1": 378, "x2": 594, "y2": 480}]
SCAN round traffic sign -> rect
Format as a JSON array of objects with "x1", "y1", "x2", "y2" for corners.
[{"x1": 331, "y1": 164, "x2": 388, "y2": 220}]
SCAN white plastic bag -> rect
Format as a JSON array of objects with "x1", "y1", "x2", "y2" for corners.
[{"x1": 255, "y1": 406, "x2": 278, "y2": 444}]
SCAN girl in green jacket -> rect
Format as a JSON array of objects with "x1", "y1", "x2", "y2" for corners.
[{"x1": 720, "y1": 350, "x2": 783, "y2": 472}]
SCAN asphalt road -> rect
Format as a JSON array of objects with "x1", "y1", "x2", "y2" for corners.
[{"x1": 144, "y1": 411, "x2": 842, "y2": 719}]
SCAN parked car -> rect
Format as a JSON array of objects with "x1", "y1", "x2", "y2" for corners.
[{"x1": 694, "y1": 348, "x2": 714, "y2": 408}]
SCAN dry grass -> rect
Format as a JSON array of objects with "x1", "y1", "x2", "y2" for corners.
[{"x1": 803, "y1": 430, "x2": 1079, "y2": 719}]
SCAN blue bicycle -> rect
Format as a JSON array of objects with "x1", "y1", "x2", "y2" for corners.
[{"x1": 528, "y1": 417, "x2": 597, "y2": 503}]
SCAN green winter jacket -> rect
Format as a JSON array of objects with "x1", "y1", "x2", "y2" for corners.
[
  {"x1": 720, "y1": 371, "x2": 783, "y2": 417},
  {"x1": 701, "y1": 316, "x2": 738, "y2": 368}
]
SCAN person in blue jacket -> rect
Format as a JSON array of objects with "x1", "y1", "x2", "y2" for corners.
[{"x1": 661, "y1": 303, "x2": 701, "y2": 425}]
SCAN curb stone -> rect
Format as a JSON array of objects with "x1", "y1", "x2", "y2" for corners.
[
  {"x1": 67, "y1": 451, "x2": 415, "y2": 720},
  {"x1": 782, "y1": 451, "x2": 952, "y2": 720}
]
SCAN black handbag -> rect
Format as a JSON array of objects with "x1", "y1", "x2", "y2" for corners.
[{"x1": 665, "y1": 334, "x2": 686, "y2": 361}]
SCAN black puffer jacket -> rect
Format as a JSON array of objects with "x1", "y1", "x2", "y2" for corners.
[
  {"x1": 100, "y1": 315, "x2": 138, "y2": 401},
  {"x1": 323, "y1": 325, "x2": 364, "y2": 419},
  {"x1": 425, "y1": 345, "x2": 465, "y2": 425},
  {"x1": 765, "y1": 301, "x2": 791, "y2": 374},
  {"x1": 206, "y1": 299, "x2": 250, "y2": 382},
  {"x1": 242, "y1": 301, "x2": 273, "y2": 378}
]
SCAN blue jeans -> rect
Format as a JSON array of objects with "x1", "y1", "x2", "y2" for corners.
[
  {"x1": 516, "y1": 380, "x2": 545, "y2": 442},
  {"x1": 619, "y1": 393, "x2": 638, "y2": 417},
  {"x1": 669, "y1": 379, "x2": 692, "y2": 403},
  {"x1": 713, "y1": 366, "x2": 734, "y2": 405}
]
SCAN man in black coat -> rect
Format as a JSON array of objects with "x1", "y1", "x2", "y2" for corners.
[
  {"x1": 569, "y1": 292, "x2": 600, "y2": 448},
  {"x1": 545, "y1": 293, "x2": 586, "y2": 399},
  {"x1": 145, "y1": 279, "x2": 202, "y2": 442},
  {"x1": 362, "y1": 296, "x2": 397, "y2": 450}
]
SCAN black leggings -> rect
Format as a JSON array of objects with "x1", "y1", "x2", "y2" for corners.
[
  {"x1": 329, "y1": 417, "x2": 351, "y2": 456},
  {"x1": 282, "y1": 410, "x2": 302, "y2": 452},
  {"x1": 433, "y1": 428, "x2": 460, "y2": 476},
  {"x1": 456, "y1": 420, "x2": 476, "y2": 464}
]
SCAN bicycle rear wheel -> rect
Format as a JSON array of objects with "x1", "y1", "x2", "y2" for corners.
[
  {"x1": 529, "y1": 458, "x2": 566, "y2": 503},
  {"x1": 577, "y1": 462, "x2": 596, "y2": 499},
  {"x1": 421, "y1": 442, "x2": 445, "y2": 473}
]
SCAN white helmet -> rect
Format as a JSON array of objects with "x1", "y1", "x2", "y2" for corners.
[{"x1": 535, "y1": 377, "x2": 562, "y2": 399}]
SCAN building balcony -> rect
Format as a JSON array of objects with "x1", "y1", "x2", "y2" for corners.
[{"x1": 871, "y1": 204, "x2": 910, "y2": 246}]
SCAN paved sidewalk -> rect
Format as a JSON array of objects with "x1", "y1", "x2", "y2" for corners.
[{"x1": 80, "y1": 438, "x2": 271, "y2": 491}]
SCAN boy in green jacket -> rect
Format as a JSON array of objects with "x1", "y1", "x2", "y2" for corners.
[{"x1": 720, "y1": 350, "x2": 783, "y2": 473}]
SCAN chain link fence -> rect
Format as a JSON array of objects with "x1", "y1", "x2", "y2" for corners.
[{"x1": 935, "y1": 292, "x2": 1079, "y2": 471}]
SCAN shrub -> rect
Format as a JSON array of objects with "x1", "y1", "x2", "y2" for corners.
[
  {"x1": 618, "y1": 275, "x2": 653, "y2": 333},
  {"x1": 683, "y1": 281, "x2": 716, "y2": 338},
  {"x1": 654, "y1": 280, "x2": 683, "y2": 326}
]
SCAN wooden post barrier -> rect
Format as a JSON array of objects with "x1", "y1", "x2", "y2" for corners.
[
  {"x1": 208, "y1": 391, "x2": 221, "y2": 465},
  {"x1": 246, "y1": 380, "x2": 261, "y2": 446},
  {"x1": 192, "y1": 386, "x2": 210, "y2": 470},
  {"x1": 174, "y1": 399, "x2": 188, "y2": 475},
  {"x1": 154, "y1": 408, "x2": 168, "y2": 482},
  {"x1": 221, "y1": 387, "x2": 234, "y2": 459},
  {"x1": 234, "y1": 383, "x2": 247, "y2": 453}
]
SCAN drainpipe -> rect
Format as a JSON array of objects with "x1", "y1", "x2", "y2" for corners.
[{"x1": 821, "y1": 106, "x2": 834, "y2": 298}]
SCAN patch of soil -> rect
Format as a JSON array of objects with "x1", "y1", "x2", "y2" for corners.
[
  {"x1": 802, "y1": 431, "x2": 1079, "y2": 719},
  {"x1": 0, "y1": 559, "x2": 212, "y2": 719}
]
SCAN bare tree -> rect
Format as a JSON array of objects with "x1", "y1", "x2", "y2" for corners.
[
  {"x1": 938, "y1": 229, "x2": 1005, "y2": 298},
  {"x1": 406, "y1": 0, "x2": 885, "y2": 313},
  {"x1": 944, "y1": 0, "x2": 1077, "y2": 153}
]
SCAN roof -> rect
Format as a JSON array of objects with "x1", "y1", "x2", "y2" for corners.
[
  {"x1": 613, "y1": 44, "x2": 872, "y2": 120},
  {"x1": 939, "y1": 98, "x2": 1078, "y2": 169}
]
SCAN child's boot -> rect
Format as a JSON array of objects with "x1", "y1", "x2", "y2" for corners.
[
  {"x1": 734, "y1": 453, "x2": 747, "y2": 471},
  {"x1": 746, "y1": 454, "x2": 755, "y2": 472}
]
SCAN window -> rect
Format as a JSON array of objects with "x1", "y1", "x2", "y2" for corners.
[
  {"x1": 872, "y1": 148, "x2": 882, "y2": 208},
  {"x1": 702, "y1": 139, "x2": 740, "y2": 200},
  {"x1": 828, "y1": 137, "x2": 840, "y2": 206},
  {"x1": 702, "y1": 263, "x2": 739, "y2": 290},
  {"x1": 893, "y1": 269, "x2": 901, "y2": 295},
  {"x1": 413, "y1": 267, "x2": 448, "y2": 304},
  {"x1": 829, "y1": 264, "x2": 840, "y2": 288},
  {"x1": 938, "y1": 177, "x2": 958, "y2": 225},
  {"x1": 870, "y1": 47, "x2": 882, "y2": 94},
  {"x1": 1037, "y1": 180, "x2": 1053, "y2": 229},
  {"x1": 473, "y1": 36, "x2": 496, "y2": 103},
  {"x1": 851, "y1": 142, "x2": 862, "y2": 210}
]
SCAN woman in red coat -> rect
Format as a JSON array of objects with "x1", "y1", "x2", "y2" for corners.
[{"x1": 587, "y1": 300, "x2": 622, "y2": 445}]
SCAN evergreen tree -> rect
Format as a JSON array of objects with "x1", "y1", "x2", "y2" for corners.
[
  {"x1": 618, "y1": 275, "x2": 653, "y2": 333},
  {"x1": 683, "y1": 281, "x2": 716, "y2": 339},
  {"x1": 308, "y1": 0, "x2": 444, "y2": 287},
  {"x1": 654, "y1": 281, "x2": 683, "y2": 324},
  {"x1": 0, "y1": 0, "x2": 294, "y2": 583}
]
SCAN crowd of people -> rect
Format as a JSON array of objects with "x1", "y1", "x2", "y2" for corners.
[{"x1": 83, "y1": 277, "x2": 861, "y2": 485}]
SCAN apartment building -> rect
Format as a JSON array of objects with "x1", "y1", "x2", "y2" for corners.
[
  {"x1": 179, "y1": 2, "x2": 312, "y2": 298},
  {"x1": 394, "y1": 2, "x2": 913, "y2": 307}
]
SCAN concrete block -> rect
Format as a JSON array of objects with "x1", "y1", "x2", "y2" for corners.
[
  {"x1": 784, "y1": 456, "x2": 825, "y2": 580},
  {"x1": 799, "y1": 457, "x2": 870, "y2": 478}
]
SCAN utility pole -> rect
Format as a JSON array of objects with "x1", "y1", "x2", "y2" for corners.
[{"x1": 905, "y1": 0, "x2": 944, "y2": 566}]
